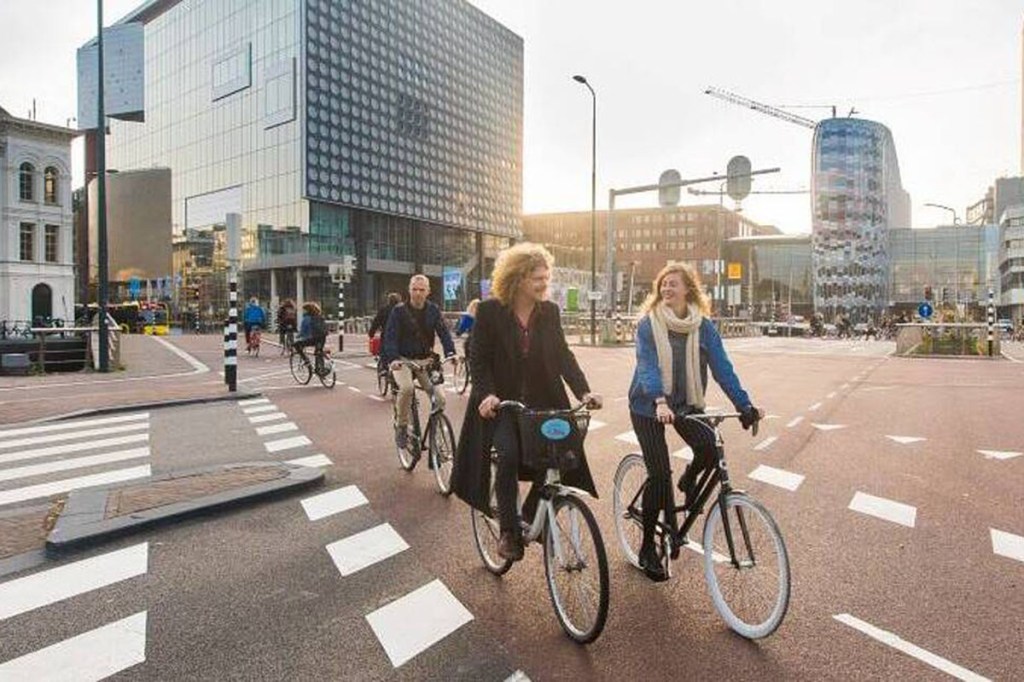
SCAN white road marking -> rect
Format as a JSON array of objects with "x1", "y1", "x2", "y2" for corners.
[
  {"x1": 861, "y1": 385, "x2": 896, "y2": 392},
  {"x1": 327, "y1": 523, "x2": 410, "y2": 576},
  {"x1": 0, "y1": 611, "x2": 148, "y2": 680},
  {"x1": 256, "y1": 422, "x2": 299, "y2": 436},
  {"x1": 348, "y1": 386, "x2": 362, "y2": 393},
  {"x1": 833, "y1": 613, "x2": 990, "y2": 682},
  {"x1": 886, "y1": 435, "x2": 926, "y2": 445},
  {"x1": 614, "y1": 430, "x2": 639, "y2": 446},
  {"x1": 366, "y1": 580, "x2": 474, "y2": 668},
  {"x1": 808, "y1": 402, "x2": 822, "y2": 411},
  {"x1": 840, "y1": 383, "x2": 850, "y2": 390},
  {"x1": 786, "y1": 416, "x2": 804, "y2": 428},
  {"x1": 0, "y1": 421, "x2": 149, "y2": 451},
  {"x1": 848, "y1": 491, "x2": 916, "y2": 528},
  {"x1": 753, "y1": 436, "x2": 778, "y2": 451},
  {"x1": 683, "y1": 541, "x2": 728, "y2": 563},
  {"x1": 811, "y1": 423, "x2": 846, "y2": 432},
  {"x1": 286, "y1": 454, "x2": 333, "y2": 468},
  {"x1": 0, "y1": 543, "x2": 148, "y2": 621},
  {"x1": 977, "y1": 449, "x2": 1022, "y2": 461},
  {"x1": 0, "y1": 446, "x2": 150, "y2": 483},
  {"x1": 826, "y1": 391, "x2": 837, "y2": 399},
  {"x1": 238, "y1": 397, "x2": 270, "y2": 407},
  {"x1": 990, "y1": 529, "x2": 1024, "y2": 563},
  {"x1": 264, "y1": 436, "x2": 312, "y2": 453},
  {"x1": 748, "y1": 465, "x2": 804, "y2": 491},
  {"x1": 671, "y1": 447, "x2": 693, "y2": 461},
  {"x1": 0, "y1": 433, "x2": 149, "y2": 466},
  {"x1": 301, "y1": 484, "x2": 368, "y2": 521},
  {"x1": 248, "y1": 412, "x2": 287, "y2": 424},
  {"x1": 242, "y1": 404, "x2": 277, "y2": 414},
  {"x1": 0, "y1": 465, "x2": 152, "y2": 507},
  {"x1": 588, "y1": 418, "x2": 607, "y2": 432},
  {"x1": 369, "y1": 395, "x2": 386, "y2": 402},
  {"x1": 0, "y1": 412, "x2": 149, "y2": 440},
  {"x1": 152, "y1": 335, "x2": 209, "y2": 373}
]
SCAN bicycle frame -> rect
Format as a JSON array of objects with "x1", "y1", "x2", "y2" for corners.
[{"x1": 396, "y1": 359, "x2": 447, "y2": 451}]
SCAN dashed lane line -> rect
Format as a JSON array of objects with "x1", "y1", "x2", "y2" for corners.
[
  {"x1": 885, "y1": 436, "x2": 926, "y2": 445},
  {"x1": 990, "y1": 529, "x2": 1024, "y2": 564},
  {"x1": 366, "y1": 579, "x2": 474, "y2": 668},
  {"x1": 748, "y1": 465, "x2": 804, "y2": 492},
  {"x1": 301, "y1": 485, "x2": 368, "y2": 521},
  {"x1": 848, "y1": 491, "x2": 916, "y2": 528},
  {"x1": 753, "y1": 436, "x2": 778, "y2": 451},
  {"x1": 786, "y1": 416, "x2": 804, "y2": 428},
  {"x1": 811, "y1": 423, "x2": 846, "y2": 432},
  {"x1": 286, "y1": 454, "x2": 333, "y2": 468},
  {"x1": 808, "y1": 402, "x2": 822, "y2": 411},
  {"x1": 264, "y1": 436, "x2": 312, "y2": 453},
  {"x1": 326, "y1": 523, "x2": 410, "y2": 577},
  {"x1": 248, "y1": 412, "x2": 288, "y2": 424},
  {"x1": 977, "y1": 449, "x2": 1022, "y2": 461},
  {"x1": 255, "y1": 422, "x2": 299, "y2": 437}
]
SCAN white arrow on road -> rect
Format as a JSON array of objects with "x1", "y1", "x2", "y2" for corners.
[
  {"x1": 978, "y1": 449, "x2": 1022, "y2": 461},
  {"x1": 886, "y1": 436, "x2": 926, "y2": 445},
  {"x1": 811, "y1": 423, "x2": 847, "y2": 432}
]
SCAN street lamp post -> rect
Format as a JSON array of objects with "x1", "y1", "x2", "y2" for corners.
[{"x1": 573, "y1": 75, "x2": 597, "y2": 345}]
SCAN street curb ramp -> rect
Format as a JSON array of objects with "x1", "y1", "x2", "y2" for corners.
[{"x1": 45, "y1": 461, "x2": 324, "y2": 557}]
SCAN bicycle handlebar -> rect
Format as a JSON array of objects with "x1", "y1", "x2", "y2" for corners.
[
  {"x1": 681, "y1": 410, "x2": 762, "y2": 437},
  {"x1": 496, "y1": 400, "x2": 595, "y2": 414}
]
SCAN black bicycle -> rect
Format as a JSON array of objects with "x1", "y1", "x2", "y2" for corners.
[
  {"x1": 452, "y1": 353, "x2": 471, "y2": 395},
  {"x1": 391, "y1": 358, "x2": 457, "y2": 495},
  {"x1": 612, "y1": 411, "x2": 790, "y2": 639},
  {"x1": 471, "y1": 400, "x2": 609, "y2": 644},
  {"x1": 289, "y1": 344, "x2": 336, "y2": 388}
]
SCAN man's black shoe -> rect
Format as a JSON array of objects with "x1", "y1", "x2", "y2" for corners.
[
  {"x1": 498, "y1": 530, "x2": 524, "y2": 561},
  {"x1": 638, "y1": 543, "x2": 669, "y2": 583}
]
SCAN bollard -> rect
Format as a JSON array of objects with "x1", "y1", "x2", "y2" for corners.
[
  {"x1": 338, "y1": 280, "x2": 345, "y2": 352},
  {"x1": 986, "y1": 287, "x2": 994, "y2": 357},
  {"x1": 225, "y1": 273, "x2": 237, "y2": 391},
  {"x1": 614, "y1": 316, "x2": 623, "y2": 344}
]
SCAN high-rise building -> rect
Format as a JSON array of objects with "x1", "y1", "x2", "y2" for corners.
[
  {"x1": 81, "y1": 0, "x2": 523, "y2": 316},
  {"x1": 811, "y1": 118, "x2": 910, "y2": 316}
]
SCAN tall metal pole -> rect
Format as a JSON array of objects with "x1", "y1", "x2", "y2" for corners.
[
  {"x1": 573, "y1": 76, "x2": 597, "y2": 345},
  {"x1": 96, "y1": 0, "x2": 110, "y2": 371}
]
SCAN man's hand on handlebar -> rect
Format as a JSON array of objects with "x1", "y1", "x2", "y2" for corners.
[{"x1": 479, "y1": 394, "x2": 501, "y2": 419}]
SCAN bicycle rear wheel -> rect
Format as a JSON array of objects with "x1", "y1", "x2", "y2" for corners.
[
  {"x1": 703, "y1": 492, "x2": 790, "y2": 639},
  {"x1": 455, "y1": 357, "x2": 470, "y2": 394},
  {"x1": 429, "y1": 413, "x2": 456, "y2": 496},
  {"x1": 252, "y1": 333, "x2": 261, "y2": 357},
  {"x1": 289, "y1": 351, "x2": 312, "y2": 385},
  {"x1": 544, "y1": 494, "x2": 609, "y2": 644},
  {"x1": 395, "y1": 397, "x2": 420, "y2": 471},
  {"x1": 612, "y1": 453, "x2": 647, "y2": 569},
  {"x1": 376, "y1": 364, "x2": 389, "y2": 397},
  {"x1": 318, "y1": 358, "x2": 336, "y2": 388},
  {"x1": 471, "y1": 454, "x2": 512, "y2": 575}
]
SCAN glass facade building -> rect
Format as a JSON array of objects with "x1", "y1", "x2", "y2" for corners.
[
  {"x1": 811, "y1": 118, "x2": 911, "y2": 318},
  {"x1": 96, "y1": 0, "x2": 522, "y2": 317},
  {"x1": 723, "y1": 235, "x2": 814, "y2": 320}
]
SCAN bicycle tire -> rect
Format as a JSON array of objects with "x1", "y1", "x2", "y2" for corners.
[
  {"x1": 318, "y1": 359, "x2": 336, "y2": 388},
  {"x1": 471, "y1": 455, "x2": 512, "y2": 575},
  {"x1": 702, "y1": 492, "x2": 790, "y2": 639},
  {"x1": 429, "y1": 413, "x2": 456, "y2": 496},
  {"x1": 289, "y1": 351, "x2": 312, "y2": 385},
  {"x1": 544, "y1": 494, "x2": 610, "y2": 644},
  {"x1": 612, "y1": 453, "x2": 647, "y2": 569},
  {"x1": 376, "y1": 365, "x2": 389, "y2": 397},
  {"x1": 395, "y1": 396, "x2": 419, "y2": 471},
  {"x1": 252, "y1": 333, "x2": 260, "y2": 358},
  {"x1": 455, "y1": 357, "x2": 471, "y2": 395}
]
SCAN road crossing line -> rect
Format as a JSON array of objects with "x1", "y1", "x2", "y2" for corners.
[
  {"x1": 811, "y1": 423, "x2": 846, "y2": 432},
  {"x1": 326, "y1": 523, "x2": 409, "y2": 576},
  {"x1": 248, "y1": 412, "x2": 288, "y2": 424},
  {"x1": 808, "y1": 402, "x2": 822, "y2": 411},
  {"x1": 886, "y1": 436, "x2": 926, "y2": 445},
  {"x1": 287, "y1": 454, "x2": 333, "y2": 468},
  {"x1": 0, "y1": 465, "x2": 152, "y2": 507},
  {"x1": 826, "y1": 391, "x2": 837, "y2": 399},
  {"x1": 833, "y1": 614, "x2": 990, "y2": 682},
  {"x1": 671, "y1": 447, "x2": 693, "y2": 461},
  {"x1": 614, "y1": 430, "x2": 639, "y2": 446},
  {"x1": 753, "y1": 436, "x2": 778, "y2": 451},
  {"x1": 786, "y1": 416, "x2": 804, "y2": 428},
  {"x1": 256, "y1": 422, "x2": 299, "y2": 437},
  {"x1": 990, "y1": 529, "x2": 1024, "y2": 563},
  {"x1": 0, "y1": 611, "x2": 148, "y2": 680},
  {"x1": 0, "y1": 412, "x2": 149, "y2": 440},
  {"x1": 0, "y1": 421, "x2": 149, "y2": 451},
  {"x1": 264, "y1": 436, "x2": 312, "y2": 453},
  {"x1": 748, "y1": 465, "x2": 804, "y2": 491},
  {"x1": 301, "y1": 485, "x2": 368, "y2": 521},
  {"x1": 0, "y1": 433, "x2": 149, "y2": 466},
  {"x1": 977, "y1": 449, "x2": 1022, "y2": 461},
  {"x1": 588, "y1": 419, "x2": 607, "y2": 432},
  {"x1": 848, "y1": 492, "x2": 916, "y2": 528},
  {"x1": 0, "y1": 543, "x2": 148, "y2": 621},
  {"x1": 238, "y1": 397, "x2": 270, "y2": 407},
  {"x1": 366, "y1": 579, "x2": 474, "y2": 668},
  {"x1": 243, "y1": 404, "x2": 277, "y2": 415},
  {"x1": 0, "y1": 446, "x2": 150, "y2": 483}
]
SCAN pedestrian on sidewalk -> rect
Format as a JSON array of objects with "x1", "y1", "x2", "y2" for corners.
[
  {"x1": 243, "y1": 297, "x2": 267, "y2": 351},
  {"x1": 627, "y1": 262, "x2": 761, "y2": 582}
]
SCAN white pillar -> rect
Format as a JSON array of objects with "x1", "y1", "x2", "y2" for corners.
[
  {"x1": 295, "y1": 268, "x2": 304, "y2": 312},
  {"x1": 269, "y1": 269, "x2": 279, "y2": 328}
]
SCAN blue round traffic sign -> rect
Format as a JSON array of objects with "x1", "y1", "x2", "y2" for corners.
[{"x1": 918, "y1": 302, "x2": 933, "y2": 319}]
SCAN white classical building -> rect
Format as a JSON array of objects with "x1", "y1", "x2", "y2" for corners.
[{"x1": 0, "y1": 105, "x2": 77, "y2": 325}]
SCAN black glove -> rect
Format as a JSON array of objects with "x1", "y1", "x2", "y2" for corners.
[{"x1": 739, "y1": 406, "x2": 761, "y2": 430}]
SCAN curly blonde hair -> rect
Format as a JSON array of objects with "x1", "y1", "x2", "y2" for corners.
[
  {"x1": 490, "y1": 242, "x2": 555, "y2": 305},
  {"x1": 640, "y1": 262, "x2": 711, "y2": 316}
]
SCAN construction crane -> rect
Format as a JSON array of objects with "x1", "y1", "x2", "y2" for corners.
[
  {"x1": 703, "y1": 86, "x2": 817, "y2": 129},
  {"x1": 686, "y1": 186, "x2": 808, "y2": 197}
]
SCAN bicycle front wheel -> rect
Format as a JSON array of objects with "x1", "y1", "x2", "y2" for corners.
[
  {"x1": 376, "y1": 367, "x2": 389, "y2": 397},
  {"x1": 289, "y1": 351, "x2": 312, "y2": 385},
  {"x1": 429, "y1": 413, "x2": 456, "y2": 496},
  {"x1": 612, "y1": 453, "x2": 647, "y2": 569},
  {"x1": 471, "y1": 455, "x2": 512, "y2": 575},
  {"x1": 703, "y1": 492, "x2": 790, "y2": 639},
  {"x1": 544, "y1": 494, "x2": 609, "y2": 644},
  {"x1": 395, "y1": 399, "x2": 419, "y2": 471},
  {"x1": 455, "y1": 358, "x2": 470, "y2": 394},
  {"x1": 318, "y1": 359, "x2": 337, "y2": 388}
]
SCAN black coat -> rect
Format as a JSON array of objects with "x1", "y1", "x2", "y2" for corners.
[{"x1": 451, "y1": 299, "x2": 597, "y2": 513}]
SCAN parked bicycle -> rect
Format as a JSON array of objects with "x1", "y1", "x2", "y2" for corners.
[
  {"x1": 391, "y1": 358, "x2": 457, "y2": 494},
  {"x1": 612, "y1": 411, "x2": 790, "y2": 639},
  {"x1": 289, "y1": 344, "x2": 336, "y2": 388},
  {"x1": 471, "y1": 400, "x2": 609, "y2": 644}
]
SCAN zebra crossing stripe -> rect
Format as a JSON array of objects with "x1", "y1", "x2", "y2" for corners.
[
  {"x1": 326, "y1": 523, "x2": 409, "y2": 576},
  {"x1": 301, "y1": 484, "x2": 367, "y2": 521},
  {"x1": 0, "y1": 543, "x2": 148, "y2": 621},
  {"x1": 0, "y1": 421, "x2": 149, "y2": 451},
  {"x1": 256, "y1": 422, "x2": 298, "y2": 436},
  {"x1": 0, "y1": 413, "x2": 148, "y2": 440},
  {"x1": 243, "y1": 405, "x2": 277, "y2": 415},
  {"x1": 264, "y1": 436, "x2": 311, "y2": 453},
  {"x1": 0, "y1": 465, "x2": 151, "y2": 508},
  {"x1": 0, "y1": 446, "x2": 150, "y2": 483},
  {"x1": 0, "y1": 433, "x2": 149, "y2": 467},
  {"x1": 366, "y1": 580, "x2": 473, "y2": 668},
  {"x1": 248, "y1": 412, "x2": 287, "y2": 424},
  {"x1": 286, "y1": 454, "x2": 333, "y2": 468},
  {"x1": 0, "y1": 611, "x2": 148, "y2": 680},
  {"x1": 238, "y1": 397, "x2": 270, "y2": 407}
]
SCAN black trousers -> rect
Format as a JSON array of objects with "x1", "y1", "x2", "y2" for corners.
[
  {"x1": 493, "y1": 412, "x2": 545, "y2": 533},
  {"x1": 629, "y1": 411, "x2": 718, "y2": 548}
]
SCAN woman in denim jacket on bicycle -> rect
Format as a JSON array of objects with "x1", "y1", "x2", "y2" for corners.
[{"x1": 629, "y1": 262, "x2": 761, "y2": 582}]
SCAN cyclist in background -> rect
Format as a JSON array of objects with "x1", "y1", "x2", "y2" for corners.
[
  {"x1": 450, "y1": 243, "x2": 601, "y2": 562},
  {"x1": 243, "y1": 297, "x2": 267, "y2": 352},
  {"x1": 383, "y1": 275, "x2": 456, "y2": 450},
  {"x1": 628, "y1": 262, "x2": 761, "y2": 582},
  {"x1": 277, "y1": 298, "x2": 297, "y2": 348},
  {"x1": 294, "y1": 302, "x2": 328, "y2": 372},
  {"x1": 455, "y1": 298, "x2": 480, "y2": 363}
]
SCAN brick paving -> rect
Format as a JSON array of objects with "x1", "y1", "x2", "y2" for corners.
[
  {"x1": 105, "y1": 466, "x2": 288, "y2": 518},
  {"x1": 0, "y1": 501, "x2": 63, "y2": 560}
]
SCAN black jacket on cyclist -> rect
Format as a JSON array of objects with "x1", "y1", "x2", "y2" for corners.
[
  {"x1": 382, "y1": 301, "x2": 455, "y2": 366},
  {"x1": 368, "y1": 301, "x2": 396, "y2": 339},
  {"x1": 451, "y1": 298, "x2": 597, "y2": 514}
]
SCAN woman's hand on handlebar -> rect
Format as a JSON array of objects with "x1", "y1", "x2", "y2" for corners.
[
  {"x1": 479, "y1": 394, "x2": 501, "y2": 419},
  {"x1": 581, "y1": 392, "x2": 603, "y2": 410},
  {"x1": 655, "y1": 402, "x2": 674, "y2": 424}
]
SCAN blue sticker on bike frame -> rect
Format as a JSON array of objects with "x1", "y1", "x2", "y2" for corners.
[{"x1": 540, "y1": 418, "x2": 572, "y2": 440}]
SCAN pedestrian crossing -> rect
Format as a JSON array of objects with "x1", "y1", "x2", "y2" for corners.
[
  {"x1": 0, "y1": 413, "x2": 152, "y2": 510},
  {"x1": 239, "y1": 399, "x2": 334, "y2": 471}
]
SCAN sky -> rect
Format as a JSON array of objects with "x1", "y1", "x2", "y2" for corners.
[{"x1": 1, "y1": 0, "x2": 1020, "y2": 234}]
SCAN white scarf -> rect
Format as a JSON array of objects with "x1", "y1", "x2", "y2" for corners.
[{"x1": 649, "y1": 302, "x2": 704, "y2": 409}]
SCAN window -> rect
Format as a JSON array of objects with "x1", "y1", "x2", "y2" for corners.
[
  {"x1": 19, "y1": 163, "x2": 35, "y2": 201},
  {"x1": 44, "y1": 167, "x2": 59, "y2": 204},
  {"x1": 45, "y1": 225, "x2": 59, "y2": 263},
  {"x1": 211, "y1": 43, "x2": 251, "y2": 101},
  {"x1": 20, "y1": 223, "x2": 35, "y2": 261}
]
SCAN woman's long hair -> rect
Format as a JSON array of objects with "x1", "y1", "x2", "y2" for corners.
[
  {"x1": 639, "y1": 262, "x2": 711, "y2": 316},
  {"x1": 490, "y1": 242, "x2": 555, "y2": 305}
]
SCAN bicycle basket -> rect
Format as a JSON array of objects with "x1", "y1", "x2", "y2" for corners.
[{"x1": 517, "y1": 410, "x2": 590, "y2": 471}]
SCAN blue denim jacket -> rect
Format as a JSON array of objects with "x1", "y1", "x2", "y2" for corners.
[{"x1": 628, "y1": 316, "x2": 751, "y2": 418}]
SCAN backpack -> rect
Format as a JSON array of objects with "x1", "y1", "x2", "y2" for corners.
[{"x1": 310, "y1": 314, "x2": 327, "y2": 340}]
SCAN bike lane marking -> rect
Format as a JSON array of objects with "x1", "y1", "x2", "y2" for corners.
[
  {"x1": 366, "y1": 579, "x2": 474, "y2": 668},
  {"x1": 848, "y1": 491, "x2": 916, "y2": 528},
  {"x1": 747, "y1": 465, "x2": 804, "y2": 492},
  {"x1": 327, "y1": 523, "x2": 410, "y2": 577},
  {"x1": 301, "y1": 485, "x2": 368, "y2": 521},
  {"x1": 990, "y1": 529, "x2": 1024, "y2": 563}
]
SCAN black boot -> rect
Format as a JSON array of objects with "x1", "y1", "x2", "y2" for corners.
[{"x1": 638, "y1": 542, "x2": 668, "y2": 583}]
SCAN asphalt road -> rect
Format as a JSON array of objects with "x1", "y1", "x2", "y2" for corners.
[{"x1": 1, "y1": 335, "x2": 1021, "y2": 680}]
